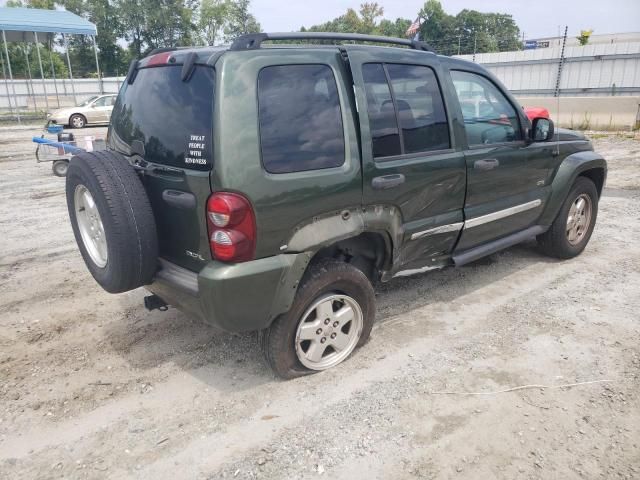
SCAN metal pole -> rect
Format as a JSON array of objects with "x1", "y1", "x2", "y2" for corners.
[
  {"x1": 47, "y1": 35, "x2": 60, "y2": 108},
  {"x1": 473, "y1": 33, "x2": 477, "y2": 62},
  {"x1": 62, "y1": 33, "x2": 77, "y2": 104},
  {"x1": 554, "y1": 26, "x2": 568, "y2": 98},
  {"x1": 23, "y1": 44, "x2": 38, "y2": 113},
  {"x1": 0, "y1": 44, "x2": 15, "y2": 120},
  {"x1": 34, "y1": 32, "x2": 50, "y2": 116},
  {"x1": 2, "y1": 30, "x2": 20, "y2": 123},
  {"x1": 91, "y1": 35, "x2": 103, "y2": 94},
  {"x1": 457, "y1": 35, "x2": 461, "y2": 55}
]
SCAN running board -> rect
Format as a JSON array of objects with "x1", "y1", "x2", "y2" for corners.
[{"x1": 453, "y1": 225, "x2": 547, "y2": 267}]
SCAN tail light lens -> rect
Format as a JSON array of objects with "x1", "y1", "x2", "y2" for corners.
[{"x1": 206, "y1": 192, "x2": 256, "y2": 262}]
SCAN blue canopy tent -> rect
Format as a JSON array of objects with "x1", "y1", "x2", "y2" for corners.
[{"x1": 0, "y1": 7, "x2": 99, "y2": 122}]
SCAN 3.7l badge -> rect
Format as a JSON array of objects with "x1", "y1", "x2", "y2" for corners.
[{"x1": 185, "y1": 250, "x2": 205, "y2": 261}]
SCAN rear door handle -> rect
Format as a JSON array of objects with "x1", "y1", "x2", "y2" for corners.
[
  {"x1": 474, "y1": 159, "x2": 500, "y2": 171},
  {"x1": 372, "y1": 174, "x2": 405, "y2": 190}
]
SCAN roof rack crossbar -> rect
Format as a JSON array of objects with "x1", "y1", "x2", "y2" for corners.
[{"x1": 229, "y1": 32, "x2": 435, "y2": 53}]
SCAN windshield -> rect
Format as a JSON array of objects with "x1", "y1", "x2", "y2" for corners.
[
  {"x1": 108, "y1": 65, "x2": 214, "y2": 171},
  {"x1": 79, "y1": 96, "x2": 99, "y2": 107}
]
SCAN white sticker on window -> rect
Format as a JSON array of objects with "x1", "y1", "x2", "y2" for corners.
[{"x1": 185, "y1": 134, "x2": 208, "y2": 165}]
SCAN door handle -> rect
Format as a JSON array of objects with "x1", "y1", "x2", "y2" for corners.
[
  {"x1": 372, "y1": 173, "x2": 405, "y2": 190},
  {"x1": 474, "y1": 159, "x2": 500, "y2": 171}
]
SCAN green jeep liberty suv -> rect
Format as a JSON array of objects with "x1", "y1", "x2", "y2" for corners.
[{"x1": 65, "y1": 33, "x2": 606, "y2": 379}]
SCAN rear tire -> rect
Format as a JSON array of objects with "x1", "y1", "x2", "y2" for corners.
[
  {"x1": 66, "y1": 150, "x2": 158, "y2": 293},
  {"x1": 260, "y1": 259, "x2": 375, "y2": 379},
  {"x1": 52, "y1": 160, "x2": 69, "y2": 177},
  {"x1": 537, "y1": 176, "x2": 598, "y2": 259}
]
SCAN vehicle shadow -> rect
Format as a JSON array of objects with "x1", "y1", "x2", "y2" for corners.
[{"x1": 105, "y1": 239, "x2": 558, "y2": 391}]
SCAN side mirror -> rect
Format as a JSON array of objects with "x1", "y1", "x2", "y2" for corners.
[{"x1": 530, "y1": 117, "x2": 554, "y2": 142}]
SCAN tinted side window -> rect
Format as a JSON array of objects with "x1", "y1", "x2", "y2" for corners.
[
  {"x1": 385, "y1": 64, "x2": 450, "y2": 154},
  {"x1": 362, "y1": 63, "x2": 401, "y2": 158},
  {"x1": 362, "y1": 63, "x2": 450, "y2": 158},
  {"x1": 451, "y1": 70, "x2": 522, "y2": 145},
  {"x1": 93, "y1": 96, "x2": 108, "y2": 107},
  {"x1": 258, "y1": 65, "x2": 345, "y2": 174}
]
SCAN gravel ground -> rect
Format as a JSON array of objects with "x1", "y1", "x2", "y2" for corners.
[{"x1": 0, "y1": 125, "x2": 639, "y2": 479}]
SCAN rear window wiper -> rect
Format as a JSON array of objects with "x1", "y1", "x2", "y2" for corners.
[{"x1": 181, "y1": 52, "x2": 197, "y2": 82}]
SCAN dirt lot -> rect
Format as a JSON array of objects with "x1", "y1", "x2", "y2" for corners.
[{"x1": 0, "y1": 125, "x2": 639, "y2": 480}]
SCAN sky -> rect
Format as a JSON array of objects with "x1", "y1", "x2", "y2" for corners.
[
  {"x1": 251, "y1": 0, "x2": 640, "y2": 40},
  {"x1": 0, "y1": 0, "x2": 638, "y2": 40}
]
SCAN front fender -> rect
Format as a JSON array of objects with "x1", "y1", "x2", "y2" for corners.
[{"x1": 539, "y1": 151, "x2": 607, "y2": 226}]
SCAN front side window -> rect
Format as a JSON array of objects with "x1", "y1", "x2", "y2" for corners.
[
  {"x1": 93, "y1": 96, "x2": 108, "y2": 107},
  {"x1": 362, "y1": 63, "x2": 450, "y2": 158},
  {"x1": 451, "y1": 70, "x2": 522, "y2": 146},
  {"x1": 258, "y1": 64, "x2": 345, "y2": 174}
]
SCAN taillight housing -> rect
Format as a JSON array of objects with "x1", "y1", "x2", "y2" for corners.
[
  {"x1": 206, "y1": 192, "x2": 256, "y2": 263},
  {"x1": 146, "y1": 51, "x2": 172, "y2": 66}
]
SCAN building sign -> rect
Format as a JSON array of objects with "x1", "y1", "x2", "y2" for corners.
[{"x1": 524, "y1": 40, "x2": 550, "y2": 49}]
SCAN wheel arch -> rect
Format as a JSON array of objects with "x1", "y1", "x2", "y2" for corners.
[
  {"x1": 283, "y1": 207, "x2": 401, "y2": 283},
  {"x1": 539, "y1": 151, "x2": 607, "y2": 226},
  {"x1": 307, "y1": 230, "x2": 393, "y2": 282}
]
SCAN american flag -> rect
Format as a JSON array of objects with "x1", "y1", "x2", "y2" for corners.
[{"x1": 405, "y1": 17, "x2": 420, "y2": 37}]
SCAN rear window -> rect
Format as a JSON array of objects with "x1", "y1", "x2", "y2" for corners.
[
  {"x1": 257, "y1": 64, "x2": 345, "y2": 174},
  {"x1": 109, "y1": 65, "x2": 214, "y2": 171}
]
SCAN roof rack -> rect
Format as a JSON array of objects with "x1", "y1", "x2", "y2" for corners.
[{"x1": 229, "y1": 32, "x2": 435, "y2": 53}]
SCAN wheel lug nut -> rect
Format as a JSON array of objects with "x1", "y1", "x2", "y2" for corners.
[
  {"x1": 324, "y1": 318, "x2": 330, "y2": 325},
  {"x1": 320, "y1": 337, "x2": 326, "y2": 343},
  {"x1": 333, "y1": 321, "x2": 339, "y2": 327},
  {"x1": 330, "y1": 333, "x2": 337, "y2": 339},
  {"x1": 316, "y1": 328, "x2": 322, "y2": 335}
]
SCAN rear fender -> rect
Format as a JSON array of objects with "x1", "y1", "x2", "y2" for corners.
[
  {"x1": 284, "y1": 205, "x2": 403, "y2": 272},
  {"x1": 539, "y1": 151, "x2": 607, "y2": 226}
]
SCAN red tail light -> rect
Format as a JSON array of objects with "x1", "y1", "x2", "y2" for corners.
[
  {"x1": 146, "y1": 52, "x2": 172, "y2": 66},
  {"x1": 206, "y1": 192, "x2": 256, "y2": 262}
]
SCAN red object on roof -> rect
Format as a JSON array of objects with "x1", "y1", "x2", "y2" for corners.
[{"x1": 524, "y1": 106, "x2": 550, "y2": 121}]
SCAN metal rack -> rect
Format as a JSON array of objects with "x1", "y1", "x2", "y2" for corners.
[{"x1": 230, "y1": 32, "x2": 435, "y2": 53}]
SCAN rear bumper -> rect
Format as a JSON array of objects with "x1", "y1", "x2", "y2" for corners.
[{"x1": 146, "y1": 254, "x2": 311, "y2": 332}]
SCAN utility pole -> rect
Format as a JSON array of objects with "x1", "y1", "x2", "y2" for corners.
[
  {"x1": 554, "y1": 26, "x2": 568, "y2": 97},
  {"x1": 457, "y1": 35, "x2": 461, "y2": 55},
  {"x1": 473, "y1": 32, "x2": 477, "y2": 62}
]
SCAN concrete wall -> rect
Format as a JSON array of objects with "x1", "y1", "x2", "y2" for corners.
[
  {"x1": 516, "y1": 96, "x2": 640, "y2": 130},
  {"x1": 455, "y1": 42, "x2": 640, "y2": 97}
]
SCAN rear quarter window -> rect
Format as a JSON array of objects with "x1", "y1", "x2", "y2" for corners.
[
  {"x1": 257, "y1": 64, "x2": 345, "y2": 174},
  {"x1": 109, "y1": 65, "x2": 214, "y2": 171}
]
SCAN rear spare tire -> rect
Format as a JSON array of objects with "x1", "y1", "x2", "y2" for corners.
[{"x1": 65, "y1": 150, "x2": 158, "y2": 293}]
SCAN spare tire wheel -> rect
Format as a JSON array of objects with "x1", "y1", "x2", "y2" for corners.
[{"x1": 65, "y1": 150, "x2": 159, "y2": 293}]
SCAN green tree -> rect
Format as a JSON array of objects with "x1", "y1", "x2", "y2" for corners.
[
  {"x1": 304, "y1": 3, "x2": 410, "y2": 38},
  {"x1": 198, "y1": 0, "x2": 229, "y2": 45},
  {"x1": 115, "y1": 0, "x2": 146, "y2": 57},
  {"x1": 378, "y1": 18, "x2": 412, "y2": 38},
  {"x1": 576, "y1": 29, "x2": 593, "y2": 46},
  {"x1": 142, "y1": 0, "x2": 196, "y2": 51},
  {"x1": 223, "y1": 0, "x2": 261, "y2": 41},
  {"x1": 359, "y1": 2, "x2": 384, "y2": 33},
  {"x1": 416, "y1": 0, "x2": 521, "y2": 55}
]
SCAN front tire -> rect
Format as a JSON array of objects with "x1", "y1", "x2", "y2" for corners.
[
  {"x1": 537, "y1": 176, "x2": 599, "y2": 259},
  {"x1": 260, "y1": 260, "x2": 375, "y2": 379},
  {"x1": 69, "y1": 113, "x2": 86, "y2": 129}
]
